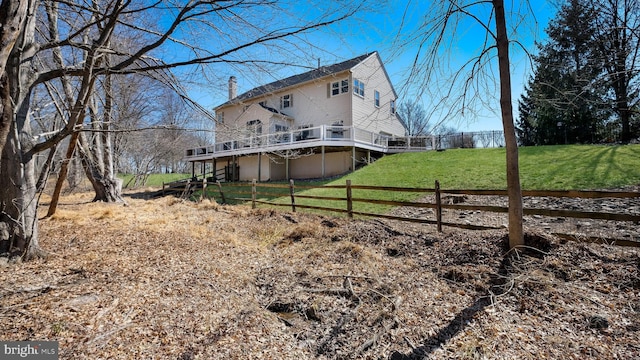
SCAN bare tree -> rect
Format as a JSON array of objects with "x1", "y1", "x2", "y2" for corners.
[
  {"x1": 397, "y1": 100, "x2": 433, "y2": 136},
  {"x1": 398, "y1": 0, "x2": 525, "y2": 248},
  {"x1": 594, "y1": 0, "x2": 640, "y2": 143},
  {"x1": 0, "y1": 0, "x2": 359, "y2": 259}
]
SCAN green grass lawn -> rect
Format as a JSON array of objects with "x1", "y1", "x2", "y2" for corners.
[
  {"x1": 518, "y1": 145, "x2": 640, "y2": 190},
  {"x1": 335, "y1": 144, "x2": 640, "y2": 191},
  {"x1": 244, "y1": 144, "x2": 640, "y2": 216}
]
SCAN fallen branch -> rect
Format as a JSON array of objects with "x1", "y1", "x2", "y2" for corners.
[
  {"x1": 358, "y1": 317, "x2": 399, "y2": 354},
  {"x1": 358, "y1": 296, "x2": 402, "y2": 354},
  {"x1": 303, "y1": 287, "x2": 352, "y2": 298}
]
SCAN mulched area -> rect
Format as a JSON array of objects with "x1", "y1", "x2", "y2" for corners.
[{"x1": 0, "y1": 193, "x2": 638, "y2": 359}]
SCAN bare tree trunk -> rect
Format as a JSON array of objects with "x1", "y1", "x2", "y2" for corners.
[
  {"x1": 46, "y1": 64, "x2": 101, "y2": 217},
  {"x1": 78, "y1": 131, "x2": 124, "y2": 203},
  {"x1": 35, "y1": 146, "x2": 58, "y2": 192},
  {"x1": 66, "y1": 153, "x2": 82, "y2": 191},
  {"x1": 77, "y1": 66, "x2": 123, "y2": 203},
  {"x1": 493, "y1": 0, "x2": 524, "y2": 248},
  {"x1": 0, "y1": 0, "x2": 43, "y2": 259},
  {"x1": 0, "y1": 0, "x2": 29, "y2": 155}
]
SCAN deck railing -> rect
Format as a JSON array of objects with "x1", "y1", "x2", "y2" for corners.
[{"x1": 184, "y1": 126, "x2": 505, "y2": 159}]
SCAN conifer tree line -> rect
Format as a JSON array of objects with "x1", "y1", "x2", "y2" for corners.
[{"x1": 517, "y1": 0, "x2": 640, "y2": 145}]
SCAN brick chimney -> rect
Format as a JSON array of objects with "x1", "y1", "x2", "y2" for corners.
[{"x1": 228, "y1": 76, "x2": 237, "y2": 100}]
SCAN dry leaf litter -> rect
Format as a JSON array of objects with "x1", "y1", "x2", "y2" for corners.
[{"x1": 0, "y1": 190, "x2": 638, "y2": 359}]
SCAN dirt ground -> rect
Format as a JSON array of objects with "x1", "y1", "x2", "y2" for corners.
[{"x1": 1, "y1": 190, "x2": 639, "y2": 359}]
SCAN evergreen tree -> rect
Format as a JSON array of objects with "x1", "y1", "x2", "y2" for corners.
[
  {"x1": 518, "y1": 0, "x2": 614, "y2": 145},
  {"x1": 516, "y1": 83, "x2": 536, "y2": 146}
]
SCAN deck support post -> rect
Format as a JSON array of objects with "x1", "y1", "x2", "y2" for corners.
[
  {"x1": 258, "y1": 152, "x2": 262, "y2": 182},
  {"x1": 321, "y1": 146, "x2": 326, "y2": 179},
  {"x1": 232, "y1": 155, "x2": 237, "y2": 182},
  {"x1": 352, "y1": 147, "x2": 356, "y2": 172}
]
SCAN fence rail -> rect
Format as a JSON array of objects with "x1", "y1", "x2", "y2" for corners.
[{"x1": 161, "y1": 179, "x2": 640, "y2": 247}]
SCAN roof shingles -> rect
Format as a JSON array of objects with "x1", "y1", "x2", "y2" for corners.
[{"x1": 218, "y1": 52, "x2": 374, "y2": 108}]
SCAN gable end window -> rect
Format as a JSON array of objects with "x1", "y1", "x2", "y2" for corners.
[
  {"x1": 374, "y1": 90, "x2": 380, "y2": 107},
  {"x1": 390, "y1": 100, "x2": 396, "y2": 115},
  {"x1": 216, "y1": 111, "x2": 224, "y2": 124},
  {"x1": 280, "y1": 94, "x2": 293, "y2": 109},
  {"x1": 329, "y1": 79, "x2": 349, "y2": 97},
  {"x1": 354, "y1": 79, "x2": 365, "y2": 97}
]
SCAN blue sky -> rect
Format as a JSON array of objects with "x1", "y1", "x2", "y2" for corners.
[{"x1": 187, "y1": 0, "x2": 558, "y2": 133}]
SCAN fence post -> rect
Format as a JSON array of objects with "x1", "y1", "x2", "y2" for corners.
[
  {"x1": 346, "y1": 179, "x2": 353, "y2": 218},
  {"x1": 200, "y1": 177, "x2": 207, "y2": 201},
  {"x1": 435, "y1": 180, "x2": 442, "y2": 232},
  {"x1": 251, "y1": 179, "x2": 257, "y2": 209},
  {"x1": 216, "y1": 180, "x2": 226, "y2": 204},
  {"x1": 289, "y1": 179, "x2": 296, "y2": 212}
]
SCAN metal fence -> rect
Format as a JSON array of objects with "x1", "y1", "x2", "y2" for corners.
[{"x1": 432, "y1": 131, "x2": 505, "y2": 149}]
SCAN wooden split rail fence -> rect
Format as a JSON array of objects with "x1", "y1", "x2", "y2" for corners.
[{"x1": 162, "y1": 178, "x2": 640, "y2": 247}]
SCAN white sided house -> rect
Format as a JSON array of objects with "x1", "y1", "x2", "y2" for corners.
[{"x1": 185, "y1": 52, "x2": 433, "y2": 181}]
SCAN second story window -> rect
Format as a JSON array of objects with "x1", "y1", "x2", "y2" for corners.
[
  {"x1": 390, "y1": 100, "x2": 396, "y2": 115},
  {"x1": 330, "y1": 79, "x2": 349, "y2": 97},
  {"x1": 374, "y1": 90, "x2": 380, "y2": 107},
  {"x1": 280, "y1": 94, "x2": 293, "y2": 109},
  {"x1": 217, "y1": 111, "x2": 224, "y2": 124},
  {"x1": 331, "y1": 82, "x2": 340, "y2": 96},
  {"x1": 341, "y1": 79, "x2": 349, "y2": 93},
  {"x1": 354, "y1": 79, "x2": 365, "y2": 97}
]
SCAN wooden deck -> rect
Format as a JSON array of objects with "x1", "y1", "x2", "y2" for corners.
[{"x1": 184, "y1": 125, "x2": 438, "y2": 161}]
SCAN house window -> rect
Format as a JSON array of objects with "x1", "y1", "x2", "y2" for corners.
[
  {"x1": 274, "y1": 124, "x2": 289, "y2": 132},
  {"x1": 280, "y1": 94, "x2": 293, "y2": 109},
  {"x1": 246, "y1": 119, "x2": 262, "y2": 134},
  {"x1": 390, "y1": 100, "x2": 396, "y2": 114},
  {"x1": 374, "y1": 90, "x2": 380, "y2": 107},
  {"x1": 330, "y1": 79, "x2": 349, "y2": 97},
  {"x1": 216, "y1": 111, "x2": 224, "y2": 124},
  {"x1": 331, "y1": 82, "x2": 340, "y2": 96},
  {"x1": 296, "y1": 124, "x2": 313, "y2": 140},
  {"x1": 354, "y1": 79, "x2": 365, "y2": 97}
]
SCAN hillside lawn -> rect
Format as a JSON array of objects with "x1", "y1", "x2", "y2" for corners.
[
  {"x1": 358, "y1": 144, "x2": 640, "y2": 190},
  {"x1": 125, "y1": 144, "x2": 640, "y2": 193},
  {"x1": 249, "y1": 144, "x2": 640, "y2": 215}
]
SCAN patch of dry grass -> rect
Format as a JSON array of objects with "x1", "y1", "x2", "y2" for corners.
[{"x1": 0, "y1": 192, "x2": 638, "y2": 359}]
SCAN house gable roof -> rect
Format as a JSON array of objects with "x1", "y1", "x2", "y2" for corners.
[{"x1": 217, "y1": 52, "x2": 375, "y2": 109}]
